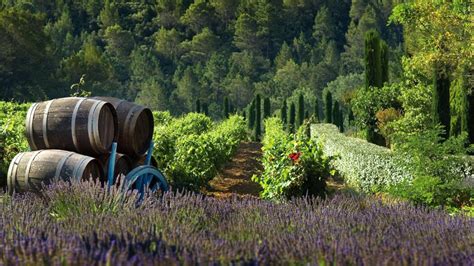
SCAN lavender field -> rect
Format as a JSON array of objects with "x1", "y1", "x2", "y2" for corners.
[{"x1": 0, "y1": 181, "x2": 472, "y2": 265}]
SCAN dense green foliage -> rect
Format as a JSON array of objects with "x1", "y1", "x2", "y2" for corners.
[
  {"x1": 253, "y1": 118, "x2": 333, "y2": 199},
  {"x1": 0, "y1": 0, "x2": 403, "y2": 119}
]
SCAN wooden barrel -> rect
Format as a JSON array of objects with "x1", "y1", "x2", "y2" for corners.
[
  {"x1": 93, "y1": 97, "x2": 154, "y2": 157},
  {"x1": 98, "y1": 153, "x2": 132, "y2": 183},
  {"x1": 7, "y1": 150, "x2": 103, "y2": 194},
  {"x1": 26, "y1": 97, "x2": 117, "y2": 156}
]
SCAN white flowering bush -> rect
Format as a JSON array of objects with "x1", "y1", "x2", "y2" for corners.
[{"x1": 310, "y1": 124, "x2": 413, "y2": 192}]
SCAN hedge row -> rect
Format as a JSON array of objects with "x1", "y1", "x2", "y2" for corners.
[{"x1": 310, "y1": 124, "x2": 413, "y2": 192}]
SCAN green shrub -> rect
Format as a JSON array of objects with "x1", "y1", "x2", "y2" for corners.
[
  {"x1": 253, "y1": 118, "x2": 334, "y2": 199},
  {"x1": 169, "y1": 115, "x2": 246, "y2": 190},
  {"x1": 389, "y1": 126, "x2": 474, "y2": 209},
  {"x1": 0, "y1": 102, "x2": 30, "y2": 182},
  {"x1": 152, "y1": 111, "x2": 173, "y2": 126},
  {"x1": 153, "y1": 113, "x2": 213, "y2": 170}
]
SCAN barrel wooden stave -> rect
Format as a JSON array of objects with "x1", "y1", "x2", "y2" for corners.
[
  {"x1": 7, "y1": 150, "x2": 103, "y2": 194},
  {"x1": 26, "y1": 97, "x2": 117, "y2": 156},
  {"x1": 94, "y1": 97, "x2": 153, "y2": 157}
]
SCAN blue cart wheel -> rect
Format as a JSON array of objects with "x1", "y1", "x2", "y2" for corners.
[{"x1": 123, "y1": 165, "x2": 169, "y2": 196}]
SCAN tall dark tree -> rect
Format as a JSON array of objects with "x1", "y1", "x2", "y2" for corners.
[
  {"x1": 314, "y1": 98, "x2": 320, "y2": 121},
  {"x1": 332, "y1": 101, "x2": 340, "y2": 128},
  {"x1": 324, "y1": 91, "x2": 333, "y2": 123},
  {"x1": 449, "y1": 67, "x2": 468, "y2": 138},
  {"x1": 248, "y1": 99, "x2": 256, "y2": 130},
  {"x1": 433, "y1": 64, "x2": 451, "y2": 139},
  {"x1": 280, "y1": 99, "x2": 287, "y2": 125},
  {"x1": 224, "y1": 96, "x2": 230, "y2": 118},
  {"x1": 263, "y1": 97, "x2": 271, "y2": 119},
  {"x1": 195, "y1": 99, "x2": 201, "y2": 113},
  {"x1": 348, "y1": 108, "x2": 355, "y2": 125},
  {"x1": 254, "y1": 94, "x2": 262, "y2": 141},
  {"x1": 289, "y1": 102, "x2": 296, "y2": 133},
  {"x1": 364, "y1": 30, "x2": 388, "y2": 145},
  {"x1": 365, "y1": 30, "x2": 382, "y2": 89},
  {"x1": 297, "y1": 94, "x2": 305, "y2": 127},
  {"x1": 202, "y1": 102, "x2": 209, "y2": 116},
  {"x1": 380, "y1": 41, "x2": 389, "y2": 85}
]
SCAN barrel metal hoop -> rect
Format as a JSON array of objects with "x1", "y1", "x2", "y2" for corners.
[
  {"x1": 72, "y1": 157, "x2": 90, "y2": 182},
  {"x1": 54, "y1": 152, "x2": 75, "y2": 182},
  {"x1": 71, "y1": 98, "x2": 87, "y2": 153},
  {"x1": 25, "y1": 103, "x2": 39, "y2": 150},
  {"x1": 24, "y1": 151, "x2": 42, "y2": 188},
  {"x1": 7, "y1": 153, "x2": 25, "y2": 194},
  {"x1": 87, "y1": 100, "x2": 101, "y2": 154},
  {"x1": 42, "y1": 100, "x2": 54, "y2": 148}
]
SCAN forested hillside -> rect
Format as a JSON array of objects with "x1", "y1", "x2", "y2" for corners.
[{"x1": 0, "y1": 0, "x2": 403, "y2": 117}]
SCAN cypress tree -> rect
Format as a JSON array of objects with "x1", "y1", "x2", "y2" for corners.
[
  {"x1": 468, "y1": 82, "x2": 474, "y2": 145},
  {"x1": 314, "y1": 98, "x2": 320, "y2": 121},
  {"x1": 249, "y1": 99, "x2": 256, "y2": 129},
  {"x1": 348, "y1": 108, "x2": 354, "y2": 125},
  {"x1": 338, "y1": 107, "x2": 345, "y2": 132},
  {"x1": 297, "y1": 94, "x2": 305, "y2": 127},
  {"x1": 332, "y1": 101, "x2": 340, "y2": 128},
  {"x1": 324, "y1": 91, "x2": 332, "y2": 123},
  {"x1": 224, "y1": 97, "x2": 230, "y2": 118},
  {"x1": 449, "y1": 66, "x2": 468, "y2": 137},
  {"x1": 202, "y1": 102, "x2": 209, "y2": 116},
  {"x1": 195, "y1": 99, "x2": 201, "y2": 113},
  {"x1": 254, "y1": 94, "x2": 262, "y2": 141},
  {"x1": 365, "y1": 30, "x2": 382, "y2": 89},
  {"x1": 263, "y1": 97, "x2": 271, "y2": 119},
  {"x1": 289, "y1": 102, "x2": 296, "y2": 133},
  {"x1": 364, "y1": 30, "x2": 387, "y2": 145},
  {"x1": 433, "y1": 64, "x2": 451, "y2": 139},
  {"x1": 280, "y1": 99, "x2": 287, "y2": 125},
  {"x1": 380, "y1": 41, "x2": 389, "y2": 85}
]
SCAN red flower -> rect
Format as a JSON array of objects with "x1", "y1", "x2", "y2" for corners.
[{"x1": 288, "y1": 152, "x2": 301, "y2": 162}]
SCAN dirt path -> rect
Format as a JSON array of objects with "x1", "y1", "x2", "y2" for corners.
[{"x1": 204, "y1": 142, "x2": 263, "y2": 198}]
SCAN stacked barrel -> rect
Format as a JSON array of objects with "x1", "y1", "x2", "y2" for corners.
[{"x1": 7, "y1": 97, "x2": 154, "y2": 194}]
